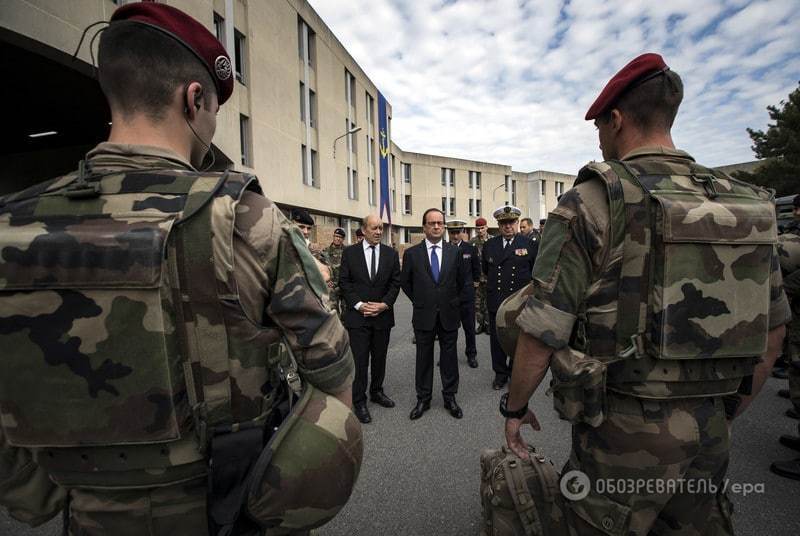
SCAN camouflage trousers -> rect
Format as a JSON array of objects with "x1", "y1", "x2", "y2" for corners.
[
  {"x1": 67, "y1": 480, "x2": 311, "y2": 536},
  {"x1": 561, "y1": 392, "x2": 733, "y2": 536},
  {"x1": 475, "y1": 281, "x2": 488, "y2": 330}
]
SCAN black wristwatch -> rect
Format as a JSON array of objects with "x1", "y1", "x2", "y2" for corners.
[{"x1": 499, "y1": 392, "x2": 528, "y2": 419}]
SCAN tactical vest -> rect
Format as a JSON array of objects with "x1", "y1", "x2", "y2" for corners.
[
  {"x1": 575, "y1": 156, "x2": 776, "y2": 399},
  {"x1": 0, "y1": 166, "x2": 289, "y2": 489}
]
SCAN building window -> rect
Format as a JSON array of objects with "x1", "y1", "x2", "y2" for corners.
[
  {"x1": 540, "y1": 180, "x2": 546, "y2": 196},
  {"x1": 234, "y1": 30, "x2": 246, "y2": 85},
  {"x1": 213, "y1": 12, "x2": 225, "y2": 43},
  {"x1": 368, "y1": 176, "x2": 376, "y2": 206},
  {"x1": 309, "y1": 89, "x2": 317, "y2": 128},
  {"x1": 476, "y1": 199, "x2": 481, "y2": 216},
  {"x1": 347, "y1": 167, "x2": 358, "y2": 200},
  {"x1": 469, "y1": 171, "x2": 481, "y2": 189},
  {"x1": 404, "y1": 195, "x2": 412, "y2": 214},
  {"x1": 441, "y1": 168, "x2": 455, "y2": 187},
  {"x1": 555, "y1": 181, "x2": 564, "y2": 196},
  {"x1": 469, "y1": 199, "x2": 474, "y2": 217},
  {"x1": 346, "y1": 119, "x2": 358, "y2": 155},
  {"x1": 511, "y1": 180, "x2": 517, "y2": 206},
  {"x1": 297, "y1": 17, "x2": 315, "y2": 67},
  {"x1": 239, "y1": 114, "x2": 251, "y2": 166},
  {"x1": 345, "y1": 70, "x2": 356, "y2": 111},
  {"x1": 403, "y1": 163, "x2": 412, "y2": 183},
  {"x1": 301, "y1": 145, "x2": 319, "y2": 187},
  {"x1": 366, "y1": 93, "x2": 374, "y2": 127},
  {"x1": 449, "y1": 198, "x2": 455, "y2": 216},
  {"x1": 299, "y1": 82, "x2": 305, "y2": 122},
  {"x1": 402, "y1": 228, "x2": 411, "y2": 244},
  {"x1": 441, "y1": 197, "x2": 447, "y2": 213}
]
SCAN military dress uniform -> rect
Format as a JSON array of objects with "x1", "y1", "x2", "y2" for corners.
[
  {"x1": 482, "y1": 207, "x2": 536, "y2": 388},
  {"x1": 448, "y1": 220, "x2": 481, "y2": 367}
]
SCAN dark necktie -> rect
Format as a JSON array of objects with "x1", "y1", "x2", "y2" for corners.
[
  {"x1": 504, "y1": 239, "x2": 511, "y2": 250},
  {"x1": 370, "y1": 245, "x2": 376, "y2": 281},
  {"x1": 430, "y1": 245, "x2": 440, "y2": 283}
]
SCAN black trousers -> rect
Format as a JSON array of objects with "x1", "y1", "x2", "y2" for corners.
[
  {"x1": 348, "y1": 325, "x2": 391, "y2": 405},
  {"x1": 489, "y1": 312, "x2": 511, "y2": 379},
  {"x1": 459, "y1": 297, "x2": 477, "y2": 358},
  {"x1": 414, "y1": 316, "x2": 459, "y2": 402}
]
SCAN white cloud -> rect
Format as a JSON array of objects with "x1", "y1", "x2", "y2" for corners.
[{"x1": 310, "y1": 0, "x2": 800, "y2": 172}]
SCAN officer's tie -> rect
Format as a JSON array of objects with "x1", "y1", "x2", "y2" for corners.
[
  {"x1": 369, "y1": 245, "x2": 376, "y2": 281},
  {"x1": 504, "y1": 239, "x2": 512, "y2": 250},
  {"x1": 431, "y1": 245, "x2": 440, "y2": 284}
]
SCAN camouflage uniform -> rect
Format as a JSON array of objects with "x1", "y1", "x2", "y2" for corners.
[
  {"x1": 514, "y1": 147, "x2": 791, "y2": 535},
  {"x1": 777, "y1": 232, "x2": 800, "y2": 414},
  {"x1": 324, "y1": 242, "x2": 345, "y2": 315},
  {"x1": 0, "y1": 143, "x2": 358, "y2": 535},
  {"x1": 470, "y1": 235, "x2": 488, "y2": 331}
]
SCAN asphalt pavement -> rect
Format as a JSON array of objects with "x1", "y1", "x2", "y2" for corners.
[{"x1": 3, "y1": 294, "x2": 799, "y2": 535}]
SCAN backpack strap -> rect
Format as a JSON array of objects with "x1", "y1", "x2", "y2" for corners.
[
  {"x1": 503, "y1": 456, "x2": 545, "y2": 536},
  {"x1": 605, "y1": 160, "x2": 652, "y2": 361}
]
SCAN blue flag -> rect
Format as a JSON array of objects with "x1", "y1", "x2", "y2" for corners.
[{"x1": 378, "y1": 92, "x2": 391, "y2": 224}]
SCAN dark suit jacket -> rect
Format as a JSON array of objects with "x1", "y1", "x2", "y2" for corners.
[
  {"x1": 401, "y1": 240, "x2": 470, "y2": 331},
  {"x1": 456, "y1": 240, "x2": 481, "y2": 284},
  {"x1": 482, "y1": 234, "x2": 537, "y2": 312},
  {"x1": 339, "y1": 243, "x2": 401, "y2": 329}
]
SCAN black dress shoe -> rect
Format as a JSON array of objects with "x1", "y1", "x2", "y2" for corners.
[
  {"x1": 476, "y1": 326, "x2": 485, "y2": 334},
  {"x1": 787, "y1": 408, "x2": 799, "y2": 420},
  {"x1": 770, "y1": 458, "x2": 800, "y2": 481},
  {"x1": 773, "y1": 367, "x2": 789, "y2": 379},
  {"x1": 370, "y1": 391, "x2": 396, "y2": 408},
  {"x1": 444, "y1": 399, "x2": 463, "y2": 419},
  {"x1": 467, "y1": 356, "x2": 478, "y2": 368},
  {"x1": 354, "y1": 404, "x2": 371, "y2": 424},
  {"x1": 780, "y1": 434, "x2": 800, "y2": 452},
  {"x1": 779, "y1": 389, "x2": 791, "y2": 399},
  {"x1": 409, "y1": 400, "x2": 430, "y2": 420},
  {"x1": 492, "y1": 376, "x2": 508, "y2": 390}
]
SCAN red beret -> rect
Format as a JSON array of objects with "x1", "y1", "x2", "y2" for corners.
[
  {"x1": 475, "y1": 217, "x2": 487, "y2": 226},
  {"x1": 111, "y1": 2, "x2": 234, "y2": 105},
  {"x1": 585, "y1": 53, "x2": 668, "y2": 120}
]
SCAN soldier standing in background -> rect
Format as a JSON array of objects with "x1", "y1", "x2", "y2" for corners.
[
  {"x1": 448, "y1": 220, "x2": 480, "y2": 368},
  {"x1": 325, "y1": 227, "x2": 347, "y2": 314},
  {"x1": 470, "y1": 217, "x2": 490, "y2": 334},
  {"x1": 772, "y1": 196, "x2": 800, "y2": 480},
  {"x1": 0, "y1": 3, "x2": 360, "y2": 534},
  {"x1": 482, "y1": 206, "x2": 536, "y2": 390},
  {"x1": 292, "y1": 207, "x2": 331, "y2": 283},
  {"x1": 519, "y1": 217, "x2": 539, "y2": 242},
  {"x1": 503, "y1": 53, "x2": 789, "y2": 534}
]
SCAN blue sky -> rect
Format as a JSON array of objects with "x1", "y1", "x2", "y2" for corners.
[{"x1": 309, "y1": 0, "x2": 799, "y2": 173}]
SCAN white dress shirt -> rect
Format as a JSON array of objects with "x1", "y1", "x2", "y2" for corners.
[
  {"x1": 425, "y1": 238, "x2": 444, "y2": 272},
  {"x1": 355, "y1": 241, "x2": 381, "y2": 311}
]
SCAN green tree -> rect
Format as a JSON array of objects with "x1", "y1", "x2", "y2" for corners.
[{"x1": 733, "y1": 82, "x2": 800, "y2": 197}]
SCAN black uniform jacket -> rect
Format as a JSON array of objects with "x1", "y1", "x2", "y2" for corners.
[{"x1": 481, "y1": 234, "x2": 537, "y2": 313}]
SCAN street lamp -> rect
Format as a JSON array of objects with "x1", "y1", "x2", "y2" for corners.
[{"x1": 333, "y1": 126, "x2": 362, "y2": 158}]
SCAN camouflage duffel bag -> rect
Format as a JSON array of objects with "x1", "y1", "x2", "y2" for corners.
[{"x1": 480, "y1": 446, "x2": 570, "y2": 536}]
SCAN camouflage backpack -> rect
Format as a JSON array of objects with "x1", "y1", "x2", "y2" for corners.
[
  {"x1": 497, "y1": 156, "x2": 776, "y2": 424},
  {"x1": 479, "y1": 446, "x2": 569, "y2": 536},
  {"x1": 0, "y1": 166, "x2": 361, "y2": 533}
]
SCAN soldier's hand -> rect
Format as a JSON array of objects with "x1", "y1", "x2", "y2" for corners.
[{"x1": 505, "y1": 410, "x2": 541, "y2": 461}]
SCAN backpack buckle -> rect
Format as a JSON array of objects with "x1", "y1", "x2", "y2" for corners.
[
  {"x1": 691, "y1": 174, "x2": 718, "y2": 200},
  {"x1": 619, "y1": 334, "x2": 645, "y2": 359}
]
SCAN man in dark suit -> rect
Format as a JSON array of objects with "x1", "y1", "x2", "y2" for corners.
[
  {"x1": 401, "y1": 208, "x2": 470, "y2": 420},
  {"x1": 482, "y1": 205, "x2": 537, "y2": 390},
  {"x1": 338, "y1": 214, "x2": 401, "y2": 424},
  {"x1": 447, "y1": 219, "x2": 480, "y2": 368}
]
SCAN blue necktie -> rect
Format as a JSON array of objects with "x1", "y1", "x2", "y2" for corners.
[{"x1": 431, "y1": 245, "x2": 440, "y2": 284}]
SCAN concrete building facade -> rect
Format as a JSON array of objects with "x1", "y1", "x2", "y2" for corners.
[{"x1": 1, "y1": 0, "x2": 575, "y2": 251}]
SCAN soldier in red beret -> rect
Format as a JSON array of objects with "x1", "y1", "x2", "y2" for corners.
[
  {"x1": 0, "y1": 3, "x2": 359, "y2": 535},
  {"x1": 502, "y1": 53, "x2": 789, "y2": 534}
]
